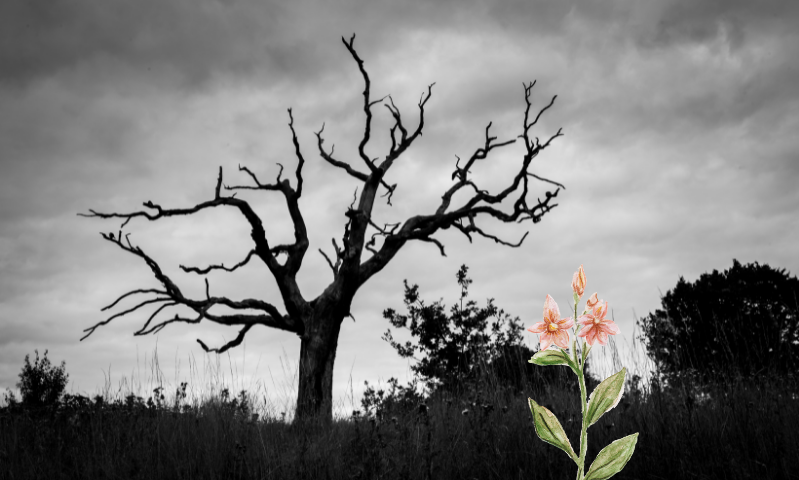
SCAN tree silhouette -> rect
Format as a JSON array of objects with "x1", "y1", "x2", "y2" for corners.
[
  {"x1": 637, "y1": 259, "x2": 799, "y2": 392},
  {"x1": 381, "y1": 265, "x2": 599, "y2": 404},
  {"x1": 78, "y1": 34, "x2": 566, "y2": 424},
  {"x1": 16, "y1": 350, "x2": 69, "y2": 410}
]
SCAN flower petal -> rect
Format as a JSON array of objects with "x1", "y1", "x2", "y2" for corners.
[
  {"x1": 586, "y1": 292, "x2": 599, "y2": 308},
  {"x1": 558, "y1": 317, "x2": 575, "y2": 329},
  {"x1": 602, "y1": 320, "x2": 621, "y2": 335},
  {"x1": 578, "y1": 323, "x2": 594, "y2": 336},
  {"x1": 553, "y1": 329, "x2": 570, "y2": 349},
  {"x1": 572, "y1": 265, "x2": 586, "y2": 297},
  {"x1": 528, "y1": 322, "x2": 547, "y2": 334},
  {"x1": 593, "y1": 301, "x2": 608, "y2": 320},
  {"x1": 585, "y1": 328, "x2": 598, "y2": 346},
  {"x1": 540, "y1": 332, "x2": 553, "y2": 351},
  {"x1": 577, "y1": 314, "x2": 594, "y2": 325},
  {"x1": 544, "y1": 295, "x2": 560, "y2": 320},
  {"x1": 597, "y1": 330, "x2": 608, "y2": 345}
]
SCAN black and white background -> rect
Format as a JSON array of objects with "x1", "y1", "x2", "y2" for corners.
[{"x1": 1, "y1": 0, "x2": 797, "y2": 419}]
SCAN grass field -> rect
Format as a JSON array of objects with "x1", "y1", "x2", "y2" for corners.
[{"x1": 1, "y1": 331, "x2": 797, "y2": 480}]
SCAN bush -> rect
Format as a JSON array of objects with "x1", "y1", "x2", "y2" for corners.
[
  {"x1": 380, "y1": 265, "x2": 537, "y2": 398},
  {"x1": 16, "y1": 350, "x2": 69, "y2": 410},
  {"x1": 372, "y1": 264, "x2": 600, "y2": 417},
  {"x1": 637, "y1": 259, "x2": 799, "y2": 391}
]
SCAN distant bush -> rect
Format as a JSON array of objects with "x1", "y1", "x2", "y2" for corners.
[
  {"x1": 637, "y1": 259, "x2": 799, "y2": 391},
  {"x1": 15, "y1": 350, "x2": 69, "y2": 410}
]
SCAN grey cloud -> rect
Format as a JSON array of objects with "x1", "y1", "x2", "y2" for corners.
[
  {"x1": 0, "y1": 0, "x2": 603, "y2": 92},
  {"x1": 556, "y1": 55, "x2": 797, "y2": 152},
  {"x1": 0, "y1": 0, "x2": 419, "y2": 90},
  {"x1": 483, "y1": 0, "x2": 633, "y2": 36},
  {"x1": 647, "y1": 0, "x2": 799, "y2": 49},
  {"x1": 1, "y1": 0, "x2": 285, "y2": 89}
]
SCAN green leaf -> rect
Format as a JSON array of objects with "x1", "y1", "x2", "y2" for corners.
[
  {"x1": 583, "y1": 433, "x2": 639, "y2": 480},
  {"x1": 581, "y1": 342, "x2": 592, "y2": 365},
  {"x1": 529, "y1": 349, "x2": 571, "y2": 367},
  {"x1": 585, "y1": 367, "x2": 626, "y2": 427},
  {"x1": 528, "y1": 398, "x2": 577, "y2": 463}
]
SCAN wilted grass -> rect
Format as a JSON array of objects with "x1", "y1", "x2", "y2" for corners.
[{"x1": 1, "y1": 329, "x2": 797, "y2": 480}]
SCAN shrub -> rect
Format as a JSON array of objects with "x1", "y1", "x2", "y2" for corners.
[
  {"x1": 16, "y1": 350, "x2": 69, "y2": 410},
  {"x1": 637, "y1": 259, "x2": 799, "y2": 392}
]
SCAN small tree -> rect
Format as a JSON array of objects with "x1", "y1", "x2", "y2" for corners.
[
  {"x1": 16, "y1": 350, "x2": 69, "y2": 409},
  {"x1": 637, "y1": 259, "x2": 799, "y2": 392},
  {"x1": 381, "y1": 265, "x2": 598, "y2": 404}
]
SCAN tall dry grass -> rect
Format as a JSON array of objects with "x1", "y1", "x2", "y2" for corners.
[{"x1": 1, "y1": 323, "x2": 797, "y2": 480}]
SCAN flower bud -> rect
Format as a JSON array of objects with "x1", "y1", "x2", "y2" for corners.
[{"x1": 572, "y1": 265, "x2": 586, "y2": 298}]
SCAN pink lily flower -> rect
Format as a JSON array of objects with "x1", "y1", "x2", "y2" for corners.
[
  {"x1": 577, "y1": 301, "x2": 620, "y2": 346},
  {"x1": 528, "y1": 295, "x2": 575, "y2": 350}
]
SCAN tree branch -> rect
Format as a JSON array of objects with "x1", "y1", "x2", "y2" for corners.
[
  {"x1": 456, "y1": 214, "x2": 531, "y2": 247},
  {"x1": 135, "y1": 304, "x2": 190, "y2": 336},
  {"x1": 81, "y1": 295, "x2": 173, "y2": 341},
  {"x1": 356, "y1": 80, "x2": 565, "y2": 286},
  {"x1": 436, "y1": 122, "x2": 516, "y2": 216},
  {"x1": 78, "y1": 232, "x2": 302, "y2": 342},
  {"x1": 212, "y1": 108, "x2": 310, "y2": 276},
  {"x1": 376, "y1": 83, "x2": 435, "y2": 177},
  {"x1": 418, "y1": 236, "x2": 447, "y2": 257},
  {"x1": 288, "y1": 108, "x2": 306, "y2": 197},
  {"x1": 180, "y1": 249, "x2": 258, "y2": 275},
  {"x1": 342, "y1": 33, "x2": 383, "y2": 177},
  {"x1": 527, "y1": 173, "x2": 566, "y2": 190},
  {"x1": 99, "y1": 287, "x2": 168, "y2": 312},
  {"x1": 315, "y1": 122, "x2": 399, "y2": 206},
  {"x1": 78, "y1": 181, "x2": 312, "y2": 312},
  {"x1": 315, "y1": 123, "x2": 370, "y2": 182},
  {"x1": 197, "y1": 324, "x2": 254, "y2": 354},
  {"x1": 319, "y1": 237, "x2": 345, "y2": 278}
]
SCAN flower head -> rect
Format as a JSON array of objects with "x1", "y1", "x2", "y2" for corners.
[
  {"x1": 577, "y1": 301, "x2": 620, "y2": 346},
  {"x1": 528, "y1": 295, "x2": 575, "y2": 350},
  {"x1": 572, "y1": 265, "x2": 586, "y2": 298}
]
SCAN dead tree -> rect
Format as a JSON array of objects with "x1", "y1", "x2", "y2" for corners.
[{"x1": 78, "y1": 34, "x2": 565, "y2": 425}]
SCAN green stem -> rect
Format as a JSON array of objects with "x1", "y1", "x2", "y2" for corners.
[
  {"x1": 576, "y1": 360, "x2": 588, "y2": 480},
  {"x1": 573, "y1": 299, "x2": 589, "y2": 480}
]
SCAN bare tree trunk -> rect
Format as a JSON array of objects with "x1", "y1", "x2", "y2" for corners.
[{"x1": 294, "y1": 295, "x2": 348, "y2": 425}]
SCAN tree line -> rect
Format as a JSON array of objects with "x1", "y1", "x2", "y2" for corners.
[{"x1": 4, "y1": 259, "x2": 797, "y2": 416}]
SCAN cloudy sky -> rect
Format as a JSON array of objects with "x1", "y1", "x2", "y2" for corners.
[{"x1": 2, "y1": 0, "x2": 797, "y2": 420}]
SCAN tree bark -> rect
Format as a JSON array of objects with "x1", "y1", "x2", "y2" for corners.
[{"x1": 294, "y1": 288, "x2": 351, "y2": 425}]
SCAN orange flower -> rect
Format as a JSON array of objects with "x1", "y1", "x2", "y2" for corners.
[
  {"x1": 577, "y1": 301, "x2": 620, "y2": 346},
  {"x1": 586, "y1": 292, "x2": 599, "y2": 309},
  {"x1": 528, "y1": 295, "x2": 575, "y2": 350},
  {"x1": 572, "y1": 265, "x2": 586, "y2": 298}
]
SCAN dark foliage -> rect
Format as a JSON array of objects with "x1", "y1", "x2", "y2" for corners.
[
  {"x1": 637, "y1": 259, "x2": 799, "y2": 390},
  {"x1": 3, "y1": 313, "x2": 798, "y2": 478},
  {"x1": 3, "y1": 360, "x2": 796, "y2": 479},
  {"x1": 14, "y1": 350, "x2": 69, "y2": 410}
]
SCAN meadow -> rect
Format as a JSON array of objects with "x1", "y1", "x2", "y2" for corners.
[{"x1": 1, "y1": 331, "x2": 797, "y2": 480}]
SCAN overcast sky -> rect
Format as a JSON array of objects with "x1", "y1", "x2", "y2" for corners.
[{"x1": 2, "y1": 0, "x2": 798, "y2": 420}]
